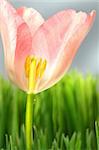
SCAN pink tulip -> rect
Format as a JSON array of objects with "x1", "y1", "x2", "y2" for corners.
[{"x1": 0, "y1": 0, "x2": 96, "y2": 94}]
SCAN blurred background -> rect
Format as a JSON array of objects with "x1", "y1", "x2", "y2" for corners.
[{"x1": 0, "y1": 1, "x2": 99, "y2": 77}]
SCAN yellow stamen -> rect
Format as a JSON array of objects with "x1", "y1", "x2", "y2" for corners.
[
  {"x1": 25, "y1": 56, "x2": 47, "y2": 93},
  {"x1": 39, "y1": 60, "x2": 47, "y2": 77},
  {"x1": 36, "y1": 58, "x2": 42, "y2": 78},
  {"x1": 28, "y1": 58, "x2": 36, "y2": 93},
  {"x1": 25, "y1": 56, "x2": 32, "y2": 78}
]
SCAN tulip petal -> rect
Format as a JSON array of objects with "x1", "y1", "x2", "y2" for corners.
[
  {"x1": 0, "y1": 0, "x2": 23, "y2": 84},
  {"x1": 0, "y1": 0, "x2": 32, "y2": 90},
  {"x1": 31, "y1": 10, "x2": 96, "y2": 93},
  {"x1": 31, "y1": 9, "x2": 76, "y2": 62},
  {"x1": 0, "y1": 0, "x2": 45, "y2": 91},
  {"x1": 17, "y1": 7, "x2": 44, "y2": 36},
  {"x1": 14, "y1": 7, "x2": 44, "y2": 91}
]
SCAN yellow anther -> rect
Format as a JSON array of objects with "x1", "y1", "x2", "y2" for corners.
[
  {"x1": 36, "y1": 58, "x2": 42, "y2": 78},
  {"x1": 25, "y1": 55, "x2": 47, "y2": 93},
  {"x1": 39, "y1": 60, "x2": 47, "y2": 77},
  {"x1": 28, "y1": 58, "x2": 36, "y2": 92},
  {"x1": 25, "y1": 56, "x2": 32, "y2": 78}
]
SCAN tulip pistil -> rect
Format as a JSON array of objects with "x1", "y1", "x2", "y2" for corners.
[{"x1": 25, "y1": 56, "x2": 47, "y2": 93}]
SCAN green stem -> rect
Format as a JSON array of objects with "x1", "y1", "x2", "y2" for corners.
[{"x1": 26, "y1": 93, "x2": 34, "y2": 150}]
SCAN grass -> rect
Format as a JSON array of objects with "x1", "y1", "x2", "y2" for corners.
[{"x1": 0, "y1": 71, "x2": 99, "y2": 150}]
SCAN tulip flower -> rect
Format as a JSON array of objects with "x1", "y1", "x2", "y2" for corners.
[
  {"x1": 0, "y1": 0, "x2": 96, "y2": 94},
  {"x1": 0, "y1": 0, "x2": 96, "y2": 150}
]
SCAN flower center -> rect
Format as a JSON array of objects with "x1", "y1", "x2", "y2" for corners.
[{"x1": 25, "y1": 56, "x2": 47, "y2": 93}]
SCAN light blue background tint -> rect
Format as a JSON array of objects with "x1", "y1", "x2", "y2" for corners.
[{"x1": 0, "y1": 1, "x2": 98, "y2": 77}]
